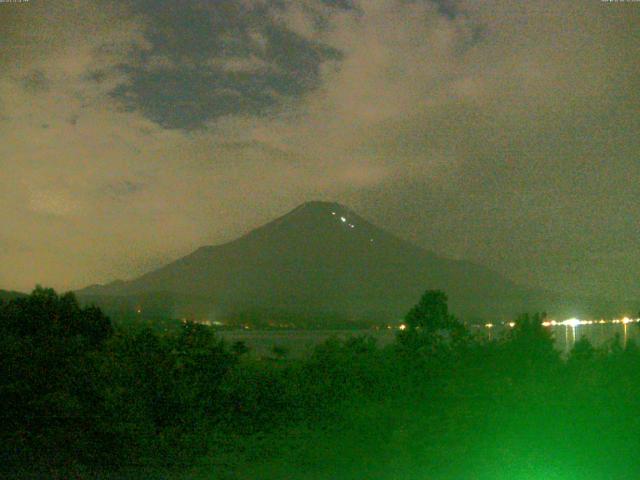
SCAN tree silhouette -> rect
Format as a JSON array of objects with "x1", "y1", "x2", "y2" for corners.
[
  {"x1": 0, "y1": 286, "x2": 112, "y2": 344},
  {"x1": 231, "y1": 340, "x2": 250, "y2": 356},
  {"x1": 271, "y1": 344, "x2": 289, "y2": 360},
  {"x1": 569, "y1": 336, "x2": 596, "y2": 363},
  {"x1": 404, "y1": 290, "x2": 455, "y2": 332},
  {"x1": 0, "y1": 287, "x2": 114, "y2": 469},
  {"x1": 398, "y1": 290, "x2": 467, "y2": 353},
  {"x1": 506, "y1": 312, "x2": 558, "y2": 373}
]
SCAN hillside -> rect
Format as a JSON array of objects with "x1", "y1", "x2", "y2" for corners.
[{"x1": 77, "y1": 201, "x2": 616, "y2": 325}]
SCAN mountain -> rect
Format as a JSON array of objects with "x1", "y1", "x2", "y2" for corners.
[{"x1": 77, "y1": 201, "x2": 620, "y2": 325}]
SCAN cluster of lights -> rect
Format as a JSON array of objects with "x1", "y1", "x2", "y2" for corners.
[
  {"x1": 401, "y1": 318, "x2": 639, "y2": 332},
  {"x1": 331, "y1": 210, "x2": 373, "y2": 241},
  {"x1": 331, "y1": 211, "x2": 356, "y2": 229},
  {"x1": 540, "y1": 317, "x2": 640, "y2": 328},
  {"x1": 482, "y1": 317, "x2": 640, "y2": 329}
]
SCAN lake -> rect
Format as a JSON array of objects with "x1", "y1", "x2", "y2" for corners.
[
  {"x1": 218, "y1": 320, "x2": 640, "y2": 358},
  {"x1": 550, "y1": 321, "x2": 640, "y2": 353}
]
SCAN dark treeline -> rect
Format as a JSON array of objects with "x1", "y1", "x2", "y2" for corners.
[{"x1": 2, "y1": 287, "x2": 640, "y2": 479}]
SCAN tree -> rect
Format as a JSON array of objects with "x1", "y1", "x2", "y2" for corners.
[
  {"x1": 404, "y1": 290, "x2": 457, "y2": 332},
  {"x1": 0, "y1": 286, "x2": 112, "y2": 344},
  {"x1": 505, "y1": 312, "x2": 559, "y2": 372},
  {"x1": 398, "y1": 290, "x2": 466, "y2": 351},
  {"x1": 0, "y1": 287, "x2": 114, "y2": 469},
  {"x1": 569, "y1": 336, "x2": 596, "y2": 363},
  {"x1": 231, "y1": 340, "x2": 250, "y2": 356},
  {"x1": 271, "y1": 344, "x2": 289, "y2": 360}
]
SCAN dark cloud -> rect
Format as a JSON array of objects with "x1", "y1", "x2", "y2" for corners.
[
  {"x1": 1, "y1": 0, "x2": 639, "y2": 303},
  {"x1": 111, "y1": 0, "x2": 342, "y2": 129}
]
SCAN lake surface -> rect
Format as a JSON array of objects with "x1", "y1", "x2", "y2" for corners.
[
  {"x1": 218, "y1": 321, "x2": 640, "y2": 358},
  {"x1": 479, "y1": 321, "x2": 640, "y2": 353},
  {"x1": 550, "y1": 322, "x2": 640, "y2": 353}
]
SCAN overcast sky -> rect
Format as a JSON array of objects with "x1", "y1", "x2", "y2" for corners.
[{"x1": 1, "y1": 0, "x2": 638, "y2": 299}]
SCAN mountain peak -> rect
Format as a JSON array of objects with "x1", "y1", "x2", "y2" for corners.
[
  {"x1": 77, "y1": 199, "x2": 538, "y2": 322},
  {"x1": 251, "y1": 200, "x2": 362, "y2": 235},
  {"x1": 290, "y1": 200, "x2": 351, "y2": 216}
]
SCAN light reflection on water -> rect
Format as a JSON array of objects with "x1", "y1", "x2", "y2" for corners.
[
  {"x1": 551, "y1": 322, "x2": 638, "y2": 353},
  {"x1": 218, "y1": 323, "x2": 640, "y2": 358}
]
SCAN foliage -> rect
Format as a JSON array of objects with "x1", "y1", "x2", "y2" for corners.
[
  {"x1": 404, "y1": 290, "x2": 453, "y2": 331},
  {"x1": 397, "y1": 290, "x2": 468, "y2": 355},
  {"x1": 3, "y1": 287, "x2": 640, "y2": 479},
  {"x1": 0, "y1": 287, "x2": 113, "y2": 471}
]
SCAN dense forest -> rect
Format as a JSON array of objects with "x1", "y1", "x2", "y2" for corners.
[{"x1": 2, "y1": 287, "x2": 640, "y2": 479}]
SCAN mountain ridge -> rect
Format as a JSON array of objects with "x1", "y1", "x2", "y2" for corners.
[{"x1": 77, "y1": 201, "x2": 621, "y2": 324}]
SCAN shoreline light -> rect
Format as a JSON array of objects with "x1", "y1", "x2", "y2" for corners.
[{"x1": 561, "y1": 318, "x2": 581, "y2": 328}]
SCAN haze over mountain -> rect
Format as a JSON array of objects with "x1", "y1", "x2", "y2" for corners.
[{"x1": 78, "y1": 202, "x2": 630, "y2": 325}]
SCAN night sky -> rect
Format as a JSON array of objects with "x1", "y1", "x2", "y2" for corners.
[{"x1": 1, "y1": 0, "x2": 638, "y2": 299}]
